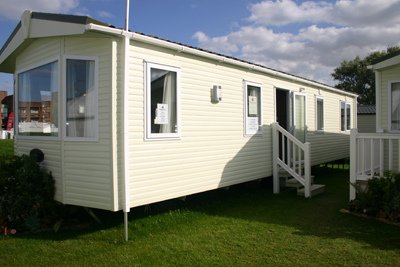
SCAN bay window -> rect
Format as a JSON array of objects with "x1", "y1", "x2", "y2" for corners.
[
  {"x1": 65, "y1": 56, "x2": 98, "y2": 141},
  {"x1": 17, "y1": 60, "x2": 59, "y2": 138}
]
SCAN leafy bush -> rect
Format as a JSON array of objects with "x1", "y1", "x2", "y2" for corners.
[
  {"x1": 350, "y1": 171, "x2": 400, "y2": 221},
  {"x1": 0, "y1": 154, "x2": 55, "y2": 232}
]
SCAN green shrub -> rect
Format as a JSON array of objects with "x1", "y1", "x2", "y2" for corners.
[
  {"x1": 350, "y1": 171, "x2": 400, "y2": 221},
  {"x1": 0, "y1": 154, "x2": 55, "y2": 232}
]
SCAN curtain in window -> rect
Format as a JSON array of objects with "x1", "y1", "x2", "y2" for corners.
[
  {"x1": 160, "y1": 72, "x2": 176, "y2": 133},
  {"x1": 341, "y1": 102, "x2": 345, "y2": 131},
  {"x1": 392, "y1": 82, "x2": 400, "y2": 131},
  {"x1": 317, "y1": 99, "x2": 323, "y2": 130},
  {"x1": 346, "y1": 104, "x2": 351, "y2": 130},
  {"x1": 49, "y1": 62, "x2": 58, "y2": 133},
  {"x1": 84, "y1": 61, "x2": 95, "y2": 137},
  {"x1": 66, "y1": 60, "x2": 95, "y2": 138}
]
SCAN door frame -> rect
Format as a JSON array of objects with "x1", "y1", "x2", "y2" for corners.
[{"x1": 292, "y1": 91, "x2": 307, "y2": 142}]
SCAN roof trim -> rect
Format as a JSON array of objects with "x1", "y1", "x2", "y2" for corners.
[
  {"x1": 371, "y1": 49, "x2": 400, "y2": 65},
  {"x1": 85, "y1": 23, "x2": 358, "y2": 97}
]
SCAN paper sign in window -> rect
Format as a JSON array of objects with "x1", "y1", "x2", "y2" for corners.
[
  {"x1": 156, "y1": 103, "x2": 169, "y2": 124},
  {"x1": 247, "y1": 117, "x2": 259, "y2": 132},
  {"x1": 249, "y1": 96, "x2": 258, "y2": 115}
]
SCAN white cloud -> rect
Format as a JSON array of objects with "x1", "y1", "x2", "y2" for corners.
[
  {"x1": 193, "y1": 0, "x2": 400, "y2": 86},
  {"x1": 248, "y1": 0, "x2": 400, "y2": 27},
  {"x1": 98, "y1": 11, "x2": 114, "y2": 18},
  {"x1": 0, "y1": 0, "x2": 79, "y2": 20}
]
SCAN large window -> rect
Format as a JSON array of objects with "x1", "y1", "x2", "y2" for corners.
[
  {"x1": 244, "y1": 80, "x2": 262, "y2": 136},
  {"x1": 17, "y1": 60, "x2": 59, "y2": 137},
  {"x1": 315, "y1": 96, "x2": 324, "y2": 132},
  {"x1": 340, "y1": 101, "x2": 351, "y2": 132},
  {"x1": 145, "y1": 62, "x2": 181, "y2": 140},
  {"x1": 65, "y1": 56, "x2": 98, "y2": 141},
  {"x1": 389, "y1": 81, "x2": 400, "y2": 132}
]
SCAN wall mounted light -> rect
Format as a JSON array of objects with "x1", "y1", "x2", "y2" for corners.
[{"x1": 213, "y1": 85, "x2": 222, "y2": 102}]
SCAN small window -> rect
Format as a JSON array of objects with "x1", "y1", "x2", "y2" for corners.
[
  {"x1": 17, "y1": 60, "x2": 59, "y2": 138},
  {"x1": 340, "y1": 101, "x2": 351, "y2": 132},
  {"x1": 315, "y1": 96, "x2": 324, "y2": 132},
  {"x1": 65, "y1": 56, "x2": 98, "y2": 141},
  {"x1": 145, "y1": 62, "x2": 181, "y2": 140},
  {"x1": 244, "y1": 80, "x2": 262, "y2": 136},
  {"x1": 389, "y1": 81, "x2": 400, "y2": 132}
]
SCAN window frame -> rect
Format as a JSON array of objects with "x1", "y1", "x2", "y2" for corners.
[
  {"x1": 243, "y1": 80, "x2": 263, "y2": 137},
  {"x1": 388, "y1": 79, "x2": 400, "y2": 133},
  {"x1": 315, "y1": 95, "x2": 324, "y2": 133},
  {"x1": 63, "y1": 54, "x2": 99, "y2": 142},
  {"x1": 15, "y1": 57, "x2": 61, "y2": 141},
  {"x1": 144, "y1": 61, "x2": 181, "y2": 141},
  {"x1": 340, "y1": 100, "x2": 351, "y2": 132}
]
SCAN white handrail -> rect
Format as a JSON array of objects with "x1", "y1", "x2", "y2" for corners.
[
  {"x1": 272, "y1": 122, "x2": 311, "y2": 197},
  {"x1": 350, "y1": 128, "x2": 400, "y2": 200}
]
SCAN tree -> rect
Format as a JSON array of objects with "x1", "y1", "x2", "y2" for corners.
[{"x1": 331, "y1": 46, "x2": 400, "y2": 105}]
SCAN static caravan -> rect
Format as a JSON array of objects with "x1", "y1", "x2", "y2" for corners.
[
  {"x1": 350, "y1": 50, "x2": 400, "y2": 200},
  {"x1": 0, "y1": 11, "x2": 357, "y2": 215}
]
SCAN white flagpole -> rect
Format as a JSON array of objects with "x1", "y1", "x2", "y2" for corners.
[{"x1": 125, "y1": 0, "x2": 130, "y2": 31}]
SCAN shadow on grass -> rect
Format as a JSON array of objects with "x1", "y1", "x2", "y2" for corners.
[{"x1": 10, "y1": 166, "x2": 400, "y2": 253}]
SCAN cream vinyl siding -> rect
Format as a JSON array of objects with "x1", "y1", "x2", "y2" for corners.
[
  {"x1": 126, "y1": 41, "x2": 273, "y2": 208},
  {"x1": 14, "y1": 35, "x2": 117, "y2": 210},
  {"x1": 63, "y1": 36, "x2": 116, "y2": 210},
  {"x1": 301, "y1": 88, "x2": 356, "y2": 166},
  {"x1": 15, "y1": 38, "x2": 63, "y2": 201}
]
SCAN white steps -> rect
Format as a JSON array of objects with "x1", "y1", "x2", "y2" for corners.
[
  {"x1": 280, "y1": 170, "x2": 325, "y2": 197},
  {"x1": 297, "y1": 184, "x2": 325, "y2": 197}
]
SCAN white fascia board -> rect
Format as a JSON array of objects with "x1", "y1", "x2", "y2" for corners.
[
  {"x1": 29, "y1": 19, "x2": 86, "y2": 38},
  {"x1": 0, "y1": 29, "x2": 24, "y2": 71},
  {"x1": 85, "y1": 23, "x2": 358, "y2": 98}
]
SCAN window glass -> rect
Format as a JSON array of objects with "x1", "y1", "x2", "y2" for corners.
[
  {"x1": 245, "y1": 82, "x2": 262, "y2": 136},
  {"x1": 316, "y1": 97, "x2": 324, "y2": 131},
  {"x1": 150, "y1": 68, "x2": 177, "y2": 134},
  {"x1": 391, "y1": 82, "x2": 400, "y2": 131},
  {"x1": 340, "y1": 101, "x2": 346, "y2": 131},
  {"x1": 66, "y1": 59, "x2": 96, "y2": 138},
  {"x1": 146, "y1": 62, "x2": 180, "y2": 140},
  {"x1": 17, "y1": 61, "x2": 58, "y2": 136},
  {"x1": 346, "y1": 103, "x2": 351, "y2": 130}
]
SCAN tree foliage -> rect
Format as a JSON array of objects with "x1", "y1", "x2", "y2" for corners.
[{"x1": 331, "y1": 46, "x2": 400, "y2": 105}]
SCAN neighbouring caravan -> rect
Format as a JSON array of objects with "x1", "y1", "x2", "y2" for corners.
[
  {"x1": 0, "y1": 12, "x2": 357, "y2": 214},
  {"x1": 350, "y1": 49, "x2": 400, "y2": 200}
]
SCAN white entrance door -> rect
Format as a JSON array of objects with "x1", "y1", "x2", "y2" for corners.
[{"x1": 292, "y1": 92, "x2": 307, "y2": 143}]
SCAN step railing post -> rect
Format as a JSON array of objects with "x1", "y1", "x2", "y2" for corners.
[
  {"x1": 350, "y1": 128, "x2": 358, "y2": 201},
  {"x1": 304, "y1": 142, "x2": 311, "y2": 198},
  {"x1": 272, "y1": 122, "x2": 279, "y2": 194}
]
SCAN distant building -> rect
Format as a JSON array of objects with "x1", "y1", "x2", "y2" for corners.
[{"x1": 357, "y1": 105, "x2": 376, "y2": 133}]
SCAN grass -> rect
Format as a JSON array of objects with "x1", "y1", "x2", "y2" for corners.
[
  {"x1": 0, "y1": 139, "x2": 14, "y2": 157},
  {"x1": 1, "y1": 142, "x2": 400, "y2": 266}
]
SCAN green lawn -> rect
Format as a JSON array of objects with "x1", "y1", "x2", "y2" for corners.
[
  {"x1": 1, "y1": 140, "x2": 399, "y2": 266},
  {"x1": 0, "y1": 139, "x2": 14, "y2": 157}
]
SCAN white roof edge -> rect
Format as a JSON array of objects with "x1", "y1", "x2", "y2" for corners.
[{"x1": 85, "y1": 23, "x2": 357, "y2": 97}]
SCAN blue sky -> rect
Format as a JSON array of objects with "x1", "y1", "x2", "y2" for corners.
[{"x1": 0, "y1": 0, "x2": 399, "y2": 96}]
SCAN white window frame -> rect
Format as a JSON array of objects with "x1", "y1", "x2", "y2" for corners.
[
  {"x1": 63, "y1": 54, "x2": 99, "y2": 142},
  {"x1": 15, "y1": 56, "x2": 61, "y2": 141},
  {"x1": 315, "y1": 95, "x2": 324, "y2": 133},
  {"x1": 340, "y1": 101, "x2": 351, "y2": 132},
  {"x1": 145, "y1": 61, "x2": 181, "y2": 141},
  {"x1": 243, "y1": 80, "x2": 263, "y2": 137},
  {"x1": 388, "y1": 79, "x2": 400, "y2": 133}
]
